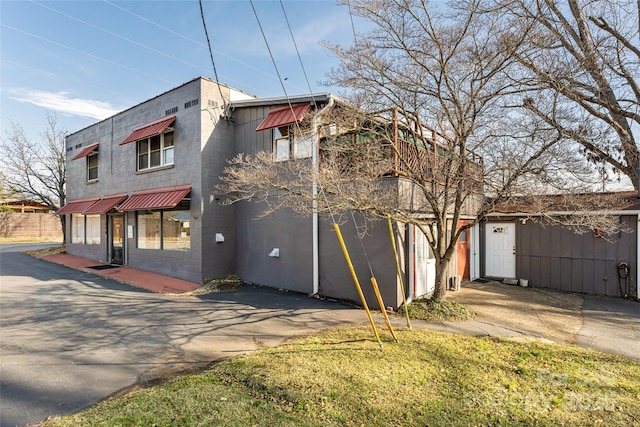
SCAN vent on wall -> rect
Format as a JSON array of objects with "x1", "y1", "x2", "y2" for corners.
[
  {"x1": 185, "y1": 99, "x2": 199, "y2": 109},
  {"x1": 208, "y1": 99, "x2": 218, "y2": 108},
  {"x1": 166, "y1": 106, "x2": 178, "y2": 116}
]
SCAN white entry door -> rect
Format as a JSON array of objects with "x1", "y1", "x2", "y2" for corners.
[
  {"x1": 414, "y1": 226, "x2": 436, "y2": 297},
  {"x1": 485, "y1": 222, "x2": 516, "y2": 278}
]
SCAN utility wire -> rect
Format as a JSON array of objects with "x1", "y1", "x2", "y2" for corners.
[
  {"x1": 249, "y1": 0, "x2": 301, "y2": 135},
  {"x1": 29, "y1": 0, "x2": 257, "y2": 92},
  {"x1": 279, "y1": 0, "x2": 318, "y2": 111},
  {"x1": 3, "y1": 59, "x2": 136, "y2": 102},
  {"x1": 199, "y1": 0, "x2": 227, "y2": 107},
  {"x1": 2, "y1": 24, "x2": 175, "y2": 85},
  {"x1": 104, "y1": 0, "x2": 295, "y2": 87},
  {"x1": 31, "y1": 1, "x2": 210, "y2": 75}
]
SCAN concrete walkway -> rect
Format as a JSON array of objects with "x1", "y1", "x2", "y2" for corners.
[
  {"x1": 39, "y1": 253, "x2": 200, "y2": 294},
  {"x1": 447, "y1": 280, "x2": 640, "y2": 360}
]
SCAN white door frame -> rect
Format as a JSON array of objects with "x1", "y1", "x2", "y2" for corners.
[
  {"x1": 410, "y1": 224, "x2": 436, "y2": 298},
  {"x1": 470, "y1": 223, "x2": 480, "y2": 280},
  {"x1": 485, "y1": 222, "x2": 516, "y2": 278}
]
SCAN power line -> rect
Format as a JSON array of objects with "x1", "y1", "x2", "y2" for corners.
[
  {"x1": 249, "y1": 0, "x2": 301, "y2": 130},
  {"x1": 31, "y1": 0, "x2": 211, "y2": 75},
  {"x1": 279, "y1": 0, "x2": 318, "y2": 110},
  {"x1": 249, "y1": 0, "x2": 290, "y2": 99},
  {"x1": 28, "y1": 0, "x2": 261, "y2": 93},
  {"x1": 1, "y1": 23, "x2": 175, "y2": 85},
  {"x1": 103, "y1": 0, "x2": 287, "y2": 86},
  {"x1": 198, "y1": 0, "x2": 227, "y2": 108},
  {"x1": 2, "y1": 59, "x2": 138, "y2": 103}
]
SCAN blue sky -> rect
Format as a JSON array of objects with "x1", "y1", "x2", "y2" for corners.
[{"x1": 1, "y1": 0, "x2": 362, "y2": 140}]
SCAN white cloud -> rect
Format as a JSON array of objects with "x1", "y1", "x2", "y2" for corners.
[{"x1": 9, "y1": 89, "x2": 121, "y2": 120}]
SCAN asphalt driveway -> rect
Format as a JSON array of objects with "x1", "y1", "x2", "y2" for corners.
[
  {"x1": 0, "y1": 243, "x2": 366, "y2": 427},
  {"x1": 2, "y1": 243, "x2": 639, "y2": 426}
]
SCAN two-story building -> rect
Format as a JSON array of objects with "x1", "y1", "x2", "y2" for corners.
[{"x1": 60, "y1": 77, "x2": 480, "y2": 307}]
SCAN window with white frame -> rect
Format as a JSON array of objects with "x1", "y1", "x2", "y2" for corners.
[
  {"x1": 71, "y1": 214, "x2": 84, "y2": 244},
  {"x1": 87, "y1": 152, "x2": 98, "y2": 181},
  {"x1": 85, "y1": 215, "x2": 100, "y2": 244},
  {"x1": 137, "y1": 130, "x2": 174, "y2": 171},
  {"x1": 274, "y1": 126, "x2": 290, "y2": 161},
  {"x1": 273, "y1": 124, "x2": 314, "y2": 161},
  {"x1": 71, "y1": 213, "x2": 100, "y2": 245}
]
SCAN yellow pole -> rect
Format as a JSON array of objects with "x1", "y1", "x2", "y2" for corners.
[
  {"x1": 333, "y1": 223, "x2": 383, "y2": 348},
  {"x1": 370, "y1": 276, "x2": 398, "y2": 342},
  {"x1": 388, "y1": 215, "x2": 412, "y2": 329}
]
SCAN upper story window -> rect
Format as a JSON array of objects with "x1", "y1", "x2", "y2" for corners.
[
  {"x1": 274, "y1": 126, "x2": 291, "y2": 161},
  {"x1": 273, "y1": 124, "x2": 313, "y2": 162},
  {"x1": 87, "y1": 152, "x2": 98, "y2": 181},
  {"x1": 137, "y1": 130, "x2": 174, "y2": 171},
  {"x1": 256, "y1": 103, "x2": 314, "y2": 162},
  {"x1": 71, "y1": 142, "x2": 100, "y2": 182}
]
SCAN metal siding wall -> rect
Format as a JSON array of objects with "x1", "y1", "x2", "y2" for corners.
[
  {"x1": 318, "y1": 215, "x2": 400, "y2": 308},
  {"x1": 231, "y1": 105, "x2": 313, "y2": 294},
  {"x1": 516, "y1": 216, "x2": 637, "y2": 298}
]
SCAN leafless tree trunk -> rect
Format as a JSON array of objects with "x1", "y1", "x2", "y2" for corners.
[
  {"x1": 499, "y1": 0, "x2": 640, "y2": 189},
  {"x1": 0, "y1": 115, "x2": 66, "y2": 242},
  {"x1": 219, "y1": 0, "x2": 626, "y2": 302}
]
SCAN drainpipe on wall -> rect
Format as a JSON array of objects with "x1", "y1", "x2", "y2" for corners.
[{"x1": 311, "y1": 97, "x2": 334, "y2": 295}]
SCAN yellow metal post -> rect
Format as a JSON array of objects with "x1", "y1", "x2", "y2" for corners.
[
  {"x1": 333, "y1": 223, "x2": 383, "y2": 348},
  {"x1": 370, "y1": 277, "x2": 399, "y2": 342}
]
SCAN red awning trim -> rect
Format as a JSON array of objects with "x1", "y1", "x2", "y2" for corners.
[
  {"x1": 83, "y1": 194, "x2": 128, "y2": 214},
  {"x1": 118, "y1": 185, "x2": 191, "y2": 211},
  {"x1": 71, "y1": 142, "x2": 100, "y2": 160},
  {"x1": 256, "y1": 103, "x2": 311, "y2": 132},
  {"x1": 56, "y1": 198, "x2": 100, "y2": 215},
  {"x1": 119, "y1": 115, "x2": 176, "y2": 145}
]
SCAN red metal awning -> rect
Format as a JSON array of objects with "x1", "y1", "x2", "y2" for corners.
[
  {"x1": 120, "y1": 115, "x2": 176, "y2": 145},
  {"x1": 256, "y1": 103, "x2": 311, "y2": 131},
  {"x1": 118, "y1": 185, "x2": 191, "y2": 211},
  {"x1": 83, "y1": 194, "x2": 128, "y2": 214},
  {"x1": 71, "y1": 142, "x2": 100, "y2": 160},
  {"x1": 56, "y1": 198, "x2": 100, "y2": 215}
]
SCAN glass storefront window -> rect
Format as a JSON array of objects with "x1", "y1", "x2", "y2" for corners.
[{"x1": 137, "y1": 211, "x2": 161, "y2": 249}]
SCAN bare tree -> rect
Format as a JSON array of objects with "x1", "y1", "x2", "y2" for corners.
[
  {"x1": 0, "y1": 114, "x2": 66, "y2": 240},
  {"x1": 220, "y1": 0, "x2": 623, "y2": 301},
  {"x1": 499, "y1": 0, "x2": 640, "y2": 189}
]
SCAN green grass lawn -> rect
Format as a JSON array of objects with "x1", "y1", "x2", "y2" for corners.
[{"x1": 45, "y1": 326, "x2": 639, "y2": 427}]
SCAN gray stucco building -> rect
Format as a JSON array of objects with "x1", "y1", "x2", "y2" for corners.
[{"x1": 60, "y1": 77, "x2": 478, "y2": 308}]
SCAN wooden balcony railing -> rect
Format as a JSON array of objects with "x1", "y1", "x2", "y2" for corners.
[{"x1": 318, "y1": 108, "x2": 484, "y2": 186}]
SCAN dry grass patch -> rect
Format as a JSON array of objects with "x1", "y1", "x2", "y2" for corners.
[
  {"x1": 25, "y1": 244, "x2": 66, "y2": 256},
  {"x1": 44, "y1": 326, "x2": 640, "y2": 427},
  {"x1": 397, "y1": 298, "x2": 475, "y2": 321},
  {"x1": 168, "y1": 275, "x2": 242, "y2": 297}
]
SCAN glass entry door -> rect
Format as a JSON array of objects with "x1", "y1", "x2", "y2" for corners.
[{"x1": 110, "y1": 214, "x2": 124, "y2": 265}]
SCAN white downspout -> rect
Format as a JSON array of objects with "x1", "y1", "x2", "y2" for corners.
[{"x1": 311, "y1": 97, "x2": 334, "y2": 295}]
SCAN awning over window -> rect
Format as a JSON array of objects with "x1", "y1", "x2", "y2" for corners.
[
  {"x1": 83, "y1": 194, "x2": 128, "y2": 214},
  {"x1": 56, "y1": 198, "x2": 100, "y2": 215},
  {"x1": 120, "y1": 115, "x2": 176, "y2": 145},
  {"x1": 71, "y1": 142, "x2": 100, "y2": 160},
  {"x1": 118, "y1": 185, "x2": 191, "y2": 211},
  {"x1": 256, "y1": 103, "x2": 311, "y2": 132}
]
